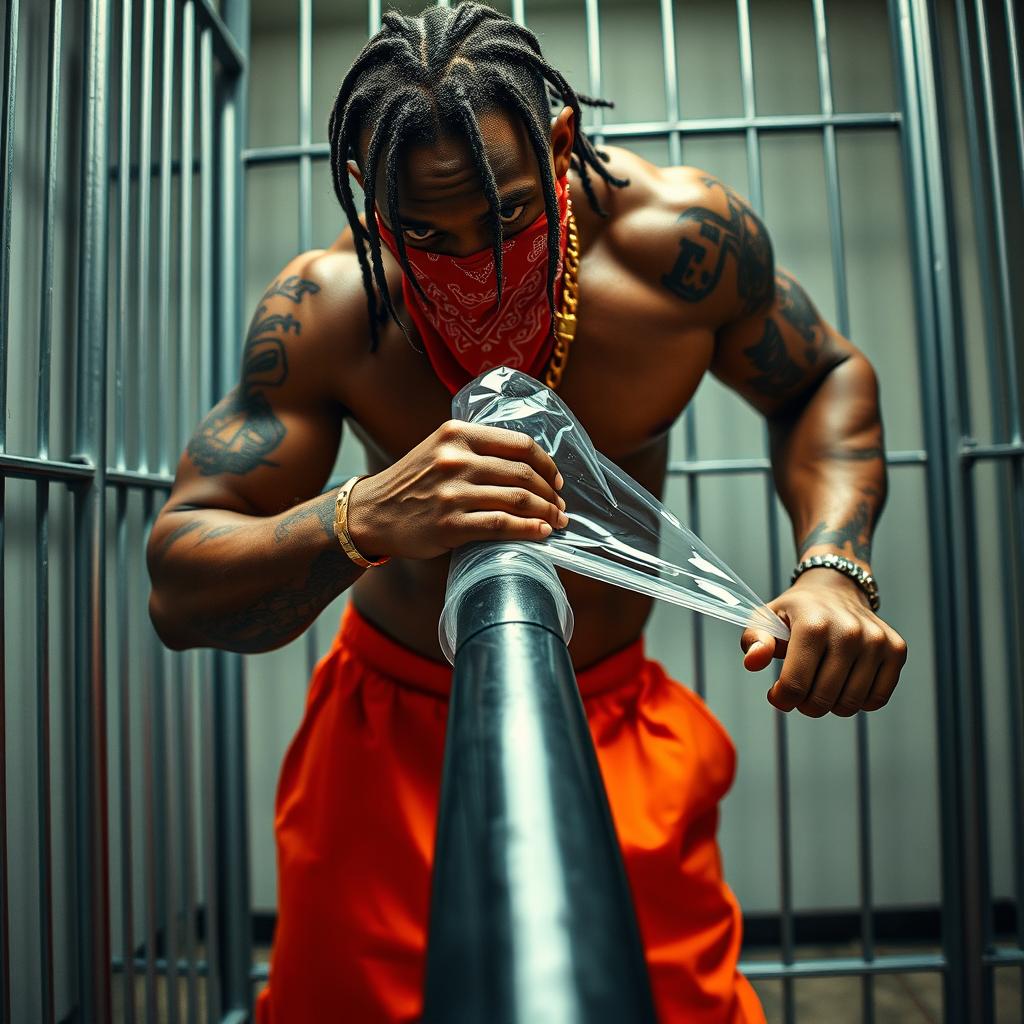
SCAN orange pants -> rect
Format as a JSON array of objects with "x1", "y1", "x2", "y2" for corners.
[{"x1": 255, "y1": 600, "x2": 765, "y2": 1024}]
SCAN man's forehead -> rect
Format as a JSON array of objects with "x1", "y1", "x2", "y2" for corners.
[{"x1": 363, "y1": 107, "x2": 539, "y2": 205}]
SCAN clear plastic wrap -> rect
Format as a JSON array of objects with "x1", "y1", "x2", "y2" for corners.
[{"x1": 438, "y1": 366, "x2": 790, "y2": 663}]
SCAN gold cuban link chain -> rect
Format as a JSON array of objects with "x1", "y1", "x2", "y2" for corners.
[{"x1": 544, "y1": 200, "x2": 580, "y2": 392}]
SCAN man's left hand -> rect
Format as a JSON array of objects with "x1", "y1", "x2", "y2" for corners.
[{"x1": 739, "y1": 570, "x2": 908, "y2": 717}]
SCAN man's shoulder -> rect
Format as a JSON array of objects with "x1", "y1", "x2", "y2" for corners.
[{"x1": 592, "y1": 148, "x2": 773, "y2": 326}]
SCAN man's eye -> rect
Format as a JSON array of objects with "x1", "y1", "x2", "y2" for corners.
[
  {"x1": 499, "y1": 204, "x2": 526, "y2": 224},
  {"x1": 402, "y1": 225, "x2": 437, "y2": 242}
]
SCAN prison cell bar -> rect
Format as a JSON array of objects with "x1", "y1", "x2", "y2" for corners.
[{"x1": 0, "y1": 4, "x2": 17, "y2": 1009}]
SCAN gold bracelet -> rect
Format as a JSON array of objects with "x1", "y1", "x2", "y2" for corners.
[{"x1": 334, "y1": 475, "x2": 390, "y2": 568}]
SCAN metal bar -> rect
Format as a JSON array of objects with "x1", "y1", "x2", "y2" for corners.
[
  {"x1": 113, "y1": 955, "x2": 211, "y2": 976},
  {"x1": 298, "y1": 0, "x2": 318, "y2": 679},
  {"x1": 211, "y1": 7, "x2": 253, "y2": 1009},
  {"x1": 0, "y1": 0, "x2": 19, "y2": 456},
  {"x1": 198, "y1": 25, "x2": 222, "y2": 1021},
  {"x1": 115, "y1": 484, "x2": 136, "y2": 1024},
  {"x1": 34, "y1": 3, "x2": 63, "y2": 1009},
  {"x1": 0, "y1": 475, "x2": 7, "y2": 1024},
  {"x1": 511, "y1": 0, "x2": 524, "y2": 26},
  {"x1": 106, "y1": 468, "x2": 175, "y2": 489},
  {"x1": 157, "y1": 0, "x2": 177, "y2": 478},
  {"x1": 36, "y1": 0, "x2": 62, "y2": 460},
  {"x1": 889, "y1": 0, "x2": 990, "y2": 1019},
  {"x1": 739, "y1": 954, "x2": 947, "y2": 980},
  {"x1": 961, "y1": 442, "x2": 1024, "y2": 461},
  {"x1": 735, "y1": 3, "x2": 795, "y2": 1022},
  {"x1": 667, "y1": 451, "x2": 927, "y2": 475},
  {"x1": 368, "y1": 0, "x2": 381, "y2": 36},
  {"x1": 952, "y1": 3, "x2": 1024, "y2": 1010},
  {"x1": 73, "y1": 0, "x2": 114, "y2": 1018},
  {"x1": 138, "y1": 0, "x2": 156, "y2": 475},
  {"x1": 157, "y1": 4, "x2": 180, "y2": 1012},
  {"x1": 241, "y1": 113, "x2": 903, "y2": 164},
  {"x1": 192, "y1": 0, "x2": 245, "y2": 75},
  {"x1": 0, "y1": 476, "x2": 7, "y2": 1024},
  {"x1": 970, "y1": 0, "x2": 1021, "y2": 441},
  {"x1": 36, "y1": 479, "x2": 54, "y2": 1024},
  {"x1": 178, "y1": 5, "x2": 200, "y2": 1019},
  {"x1": 142, "y1": 492, "x2": 160, "y2": 1024},
  {"x1": 583, "y1": 0, "x2": 603, "y2": 142},
  {"x1": 810, "y1": 4, "x2": 875, "y2": 1020},
  {"x1": 658, "y1": 0, "x2": 681, "y2": 166},
  {"x1": 115, "y1": 0, "x2": 133, "y2": 472}
]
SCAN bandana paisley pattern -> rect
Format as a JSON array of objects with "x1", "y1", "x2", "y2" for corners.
[{"x1": 376, "y1": 175, "x2": 570, "y2": 395}]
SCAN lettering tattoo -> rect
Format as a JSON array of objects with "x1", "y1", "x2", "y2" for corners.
[
  {"x1": 798, "y1": 500, "x2": 875, "y2": 562},
  {"x1": 186, "y1": 277, "x2": 319, "y2": 476},
  {"x1": 661, "y1": 176, "x2": 774, "y2": 315}
]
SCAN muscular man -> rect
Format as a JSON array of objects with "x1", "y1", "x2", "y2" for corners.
[{"x1": 147, "y1": 4, "x2": 908, "y2": 1022}]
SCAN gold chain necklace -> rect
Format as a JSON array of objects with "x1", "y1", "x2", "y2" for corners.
[{"x1": 544, "y1": 201, "x2": 580, "y2": 391}]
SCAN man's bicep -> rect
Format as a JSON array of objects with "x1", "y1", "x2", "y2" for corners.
[
  {"x1": 710, "y1": 268, "x2": 854, "y2": 418},
  {"x1": 164, "y1": 266, "x2": 346, "y2": 519}
]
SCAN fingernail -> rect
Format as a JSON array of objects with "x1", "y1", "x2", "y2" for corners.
[
  {"x1": 540, "y1": 522, "x2": 553, "y2": 536},
  {"x1": 555, "y1": 472, "x2": 564, "y2": 489},
  {"x1": 558, "y1": 512, "x2": 569, "y2": 527},
  {"x1": 557, "y1": 495, "x2": 566, "y2": 510}
]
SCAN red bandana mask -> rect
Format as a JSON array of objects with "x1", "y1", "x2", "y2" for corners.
[{"x1": 376, "y1": 175, "x2": 570, "y2": 395}]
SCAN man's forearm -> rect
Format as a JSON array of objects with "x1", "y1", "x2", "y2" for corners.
[
  {"x1": 768, "y1": 352, "x2": 887, "y2": 572},
  {"x1": 147, "y1": 487, "x2": 364, "y2": 654}
]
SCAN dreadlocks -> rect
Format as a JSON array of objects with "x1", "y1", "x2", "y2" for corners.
[{"x1": 327, "y1": 1, "x2": 629, "y2": 351}]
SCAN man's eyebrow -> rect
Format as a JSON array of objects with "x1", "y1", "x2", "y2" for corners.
[{"x1": 398, "y1": 184, "x2": 538, "y2": 227}]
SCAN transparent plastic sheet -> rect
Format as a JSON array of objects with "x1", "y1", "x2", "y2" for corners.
[{"x1": 439, "y1": 367, "x2": 790, "y2": 664}]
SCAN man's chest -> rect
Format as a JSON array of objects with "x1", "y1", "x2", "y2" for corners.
[{"x1": 335, "y1": 246, "x2": 715, "y2": 470}]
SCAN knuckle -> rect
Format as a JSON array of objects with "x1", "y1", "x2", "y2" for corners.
[
  {"x1": 833, "y1": 700, "x2": 861, "y2": 718},
  {"x1": 891, "y1": 635, "x2": 909, "y2": 662},
  {"x1": 803, "y1": 692, "x2": 835, "y2": 716},
  {"x1": 862, "y1": 626, "x2": 886, "y2": 650},
  {"x1": 513, "y1": 460, "x2": 534, "y2": 483},
  {"x1": 439, "y1": 419, "x2": 462, "y2": 440},
  {"x1": 434, "y1": 444, "x2": 465, "y2": 472},
  {"x1": 864, "y1": 695, "x2": 890, "y2": 711},
  {"x1": 776, "y1": 678, "x2": 806, "y2": 702},
  {"x1": 510, "y1": 488, "x2": 532, "y2": 510},
  {"x1": 487, "y1": 511, "x2": 508, "y2": 532}
]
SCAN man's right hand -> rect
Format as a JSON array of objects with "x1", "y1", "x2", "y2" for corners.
[{"x1": 346, "y1": 420, "x2": 569, "y2": 561}]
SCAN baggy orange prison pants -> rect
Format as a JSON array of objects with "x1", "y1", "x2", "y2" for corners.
[{"x1": 255, "y1": 600, "x2": 766, "y2": 1024}]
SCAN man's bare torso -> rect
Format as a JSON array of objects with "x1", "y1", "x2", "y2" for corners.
[{"x1": 313, "y1": 148, "x2": 719, "y2": 669}]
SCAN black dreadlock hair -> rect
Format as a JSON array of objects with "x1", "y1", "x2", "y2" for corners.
[{"x1": 327, "y1": 1, "x2": 630, "y2": 352}]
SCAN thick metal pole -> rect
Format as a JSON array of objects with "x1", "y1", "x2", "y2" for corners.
[
  {"x1": 423, "y1": 572, "x2": 657, "y2": 1024},
  {"x1": 74, "y1": 0, "x2": 113, "y2": 1019}
]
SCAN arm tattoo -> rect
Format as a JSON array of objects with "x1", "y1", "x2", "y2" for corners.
[
  {"x1": 775, "y1": 269, "x2": 829, "y2": 365},
  {"x1": 274, "y1": 489, "x2": 337, "y2": 543},
  {"x1": 742, "y1": 318, "x2": 804, "y2": 396},
  {"x1": 186, "y1": 277, "x2": 318, "y2": 477},
  {"x1": 661, "y1": 176, "x2": 774, "y2": 315},
  {"x1": 199, "y1": 546, "x2": 354, "y2": 652},
  {"x1": 155, "y1": 516, "x2": 241, "y2": 562},
  {"x1": 798, "y1": 500, "x2": 875, "y2": 561},
  {"x1": 263, "y1": 275, "x2": 321, "y2": 304}
]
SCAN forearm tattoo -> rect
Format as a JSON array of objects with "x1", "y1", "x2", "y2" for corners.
[
  {"x1": 799, "y1": 499, "x2": 876, "y2": 562},
  {"x1": 274, "y1": 489, "x2": 337, "y2": 543},
  {"x1": 199, "y1": 546, "x2": 355, "y2": 653},
  {"x1": 186, "y1": 276, "x2": 320, "y2": 476},
  {"x1": 661, "y1": 176, "x2": 774, "y2": 315},
  {"x1": 154, "y1": 516, "x2": 241, "y2": 563}
]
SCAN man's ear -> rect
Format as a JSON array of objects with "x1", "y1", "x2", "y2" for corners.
[
  {"x1": 347, "y1": 159, "x2": 364, "y2": 191},
  {"x1": 550, "y1": 106, "x2": 575, "y2": 178}
]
